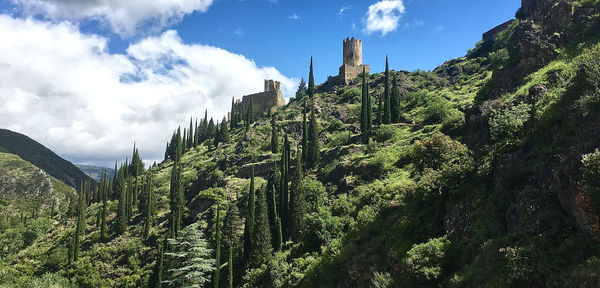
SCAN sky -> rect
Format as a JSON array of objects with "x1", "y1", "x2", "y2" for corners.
[{"x1": 0, "y1": 0, "x2": 520, "y2": 168}]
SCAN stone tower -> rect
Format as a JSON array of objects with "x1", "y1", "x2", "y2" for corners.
[
  {"x1": 343, "y1": 37, "x2": 363, "y2": 67},
  {"x1": 336, "y1": 37, "x2": 370, "y2": 85},
  {"x1": 240, "y1": 79, "x2": 285, "y2": 119}
]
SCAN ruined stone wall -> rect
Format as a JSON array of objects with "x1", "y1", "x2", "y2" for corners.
[
  {"x1": 241, "y1": 90, "x2": 285, "y2": 119},
  {"x1": 338, "y1": 63, "x2": 370, "y2": 85}
]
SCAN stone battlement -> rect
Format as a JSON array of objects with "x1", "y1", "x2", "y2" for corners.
[{"x1": 328, "y1": 37, "x2": 370, "y2": 85}]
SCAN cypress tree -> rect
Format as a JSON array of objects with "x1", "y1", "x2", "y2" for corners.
[
  {"x1": 169, "y1": 129, "x2": 183, "y2": 238},
  {"x1": 228, "y1": 247, "x2": 233, "y2": 288},
  {"x1": 182, "y1": 128, "x2": 187, "y2": 152},
  {"x1": 243, "y1": 169, "x2": 255, "y2": 267},
  {"x1": 214, "y1": 205, "x2": 221, "y2": 288},
  {"x1": 251, "y1": 186, "x2": 271, "y2": 265},
  {"x1": 220, "y1": 117, "x2": 230, "y2": 143},
  {"x1": 308, "y1": 57, "x2": 315, "y2": 98},
  {"x1": 154, "y1": 243, "x2": 164, "y2": 288},
  {"x1": 100, "y1": 172, "x2": 108, "y2": 240},
  {"x1": 289, "y1": 145, "x2": 305, "y2": 241},
  {"x1": 367, "y1": 76, "x2": 373, "y2": 132},
  {"x1": 95, "y1": 172, "x2": 104, "y2": 228},
  {"x1": 360, "y1": 67, "x2": 368, "y2": 133},
  {"x1": 230, "y1": 97, "x2": 236, "y2": 130},
  {"x1": 188, "y1": 117, "x2": 194, "y2": 150},
  {"x1": 134, "y1": 165, "x2": 140, "y2": 211},
  {"x1": 271, "y1": 184, "x2": 283, "y2": 251},
  {"x1": 73, "y1": 181, "x2": 87, "y2": 261},
  {"x1": 279, "y1": 133, "x2": 290, "y2": 239},
  {"x1": 144, "y1": 173, "x2": 153, "y2": 239},
  {"x1": 270, "y1": 114, "x2": 279, "y2": 153},
  {"x1": 116, "y1": 166, "x2": 127, "y2": 235},
  {"x1": 248, "y1": 97, "x2": 255, "y2": 124},
  {"x1": 307, "y1": 99, "x2": 320, "y2": 169},
  {"x1": 301, "y1": 99, "x2": 308, "y2": 167},
  {"x1": 383, "y1": 56, "x2": 391, "y2": 124},
  {"x1": 126, "y1": 161, "x2": 132, "y2": 220},
  {"x1": 208, "y1": 118, "x2": 215, "y2": 142},
  {"x1": 377, "y1": 94, "x2": 383, "y2": 125},
  {"x1": 391, "y1": 74, "x2": 401, "y2": 123},
  {"x1": 194, "y1": 118, "x2": 199, "y2": 148}
]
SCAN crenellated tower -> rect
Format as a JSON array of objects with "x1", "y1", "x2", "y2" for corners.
[{"x1": 335, "y1": 37, "x2": 370, "y2": 85}]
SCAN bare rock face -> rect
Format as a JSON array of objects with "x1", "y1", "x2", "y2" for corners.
[{"x1": 519, "y1": 0, "x2": 574, "y2": 33}]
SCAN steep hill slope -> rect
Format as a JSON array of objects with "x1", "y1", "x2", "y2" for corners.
[
  {"x1": 0, "y1": 129, "x2": 91, "y2": 190},
  {"x1": 75, "y1": 165, "x2": 115, "y2": 182},
  {"x1": 2, "y1": 1, "x2": 600, "y2": 287}
]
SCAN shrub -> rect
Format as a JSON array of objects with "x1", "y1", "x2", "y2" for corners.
[
  {"x1": 340, "y1": 87, "x2": 361, "y2": 103},
  {"x1": 582, "y1": 149, "x2": 600, "y2": 204},
  {"x1": 370, "y1": 271, "x2": 393, "y2": 288},
  {"x1": 374, "y1": 125, "x2": 398, "y2": 142},
  {"x1": 328, "y1": 119, "x2": 344, "y2": 132},
  {"x1": 424, "y1": 95, "x2": 452, "y2": 124},
  {"x1": 326, "y1": 131, "x2": 351, "y2": 148},
  {"x1": 489, "y1": 48, "x2": 510, "y2": 68},
  {"x1": 403, "y1": 237, "x2": 450, "y2": 282},
  {"x1": 488, "y1": 103, "x2": 532, "y2": 143}
]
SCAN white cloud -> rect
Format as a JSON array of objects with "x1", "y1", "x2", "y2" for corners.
[
  {"x1": 10, "y1": 0, "x2": 214, "y2": 37},
  {"x1": 338, "y1": 6, "x2": 351, "y2": 17},
  {"x1": 288, "y1": 14, "x2": 301, "y2": 20},
  {"x1": 233, "y1": 27, "x2": 245, "y2": 36},
  {"x1": 364, "y1": 0, "x2": 405, "y2": 36},
  {"x1": 0, "y1": 15, "x2": 297, "y2": 167}
]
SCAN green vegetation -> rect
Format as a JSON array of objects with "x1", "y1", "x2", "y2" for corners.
[{"x1": 4, "y1": 2, "x2": 600, "y2": 287}]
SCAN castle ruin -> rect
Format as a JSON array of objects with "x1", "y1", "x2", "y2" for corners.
[
  {"x1": 239, "y1": 79, "x2": 285, "y2": 119},
  {"x1": 328, "y1": 37, "x2": 370, "y2": 85}
]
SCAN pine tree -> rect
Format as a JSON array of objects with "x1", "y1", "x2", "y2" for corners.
[
  {"x1": 163, "y1": 222, "x2": 215, "y2": 288},
  {"x1": 214, "y1": 205, "x2": 221, "y2": 288},
  {"x1": 295, "y1": 78, "x2": 307, "y2": 101},
  {"x1": 302, "y1": 99, "x2": 308, "y2": 167},
  {"x1": 251, "y1": 186, "x2": 271, "y2": 265},
  {"x1": 243, "y1": 169, "x2": 255, "y2": 267},
  {"x1": 307, "y1": 99, "x2": 320, "y2": 169},
  {"x1": 383, "y1": 56, "x2": 391, "y2": 124},
  {"x1": 391, "y1": 73, "x2": 401, "y2": 123},
  {"x1": 308, "y1": 57, "x2": 315, "y2": 98},
  {"x1": 271, "y1": 184, "x2": 283, "y2": 251},
  {"x1": 270, "y1": 114, "x2": 279, "y2": 153},
  {"x1": 144, "y1": 173, "x2": 153, "y2": 239}
]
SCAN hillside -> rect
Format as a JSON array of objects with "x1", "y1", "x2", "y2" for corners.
[
  {"x1": 2, "y1": 0, "x2": 600, "y2": 287},
  {"x1": 76, "y1": 165, "x2": 115, "y2": 183},
  {"x1": 0, "y1": 129, "x2": 92, "y2": 190}
]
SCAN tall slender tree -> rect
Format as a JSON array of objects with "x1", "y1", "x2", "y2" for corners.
[
  {"x1": 228, "y1": 247, "x2": 233, "y2": 288},
  {"x1": 230, "y1": 97, "x2": 236, "y2": 130},
  {"x1": 289, "y1": 145, "x2": 305, "y2": 241},
  {"x1": 366, "y1": 74, "x2": 373, "y2": 132},
  {"x1": 251, "y1": 186, "x2": 271, "y2": 265},
  {"x1": 377, "y1": 94, "x2": 383, "y2": 125},
  {"x1": 308, "y1": 57, "x2": 315, "y2": 98},
  {"x1": 214, "y1": 205, "x2": 221, "y2": 288},
  {"x1": 270, "y1": 114, "x2": 279, "y2": 153},
  {"x1": 279, "y1": 133, "x2": 290, "y2": 239},
  {"x1": 194, "y1": 118, "x2": 199, "y2": 148},
  {"x1": 391, "y1": 74, "x2": 401, "y2": 123},
  {"x1": 271, "y1": 184, "x2": 283, "y2": 251},
  {"x1": 116, "y1": 165, "x2": 128, "y2": 235},
  {"x1": 220, "y1": 117, "x2": 230, "y2": 144},
  {"x1": 100, "y1": 172, "x2": 108, "y2": 240},
  {"x1": 188, "y1": 117, "x2": 194, "y2": 150},
  {"x1": 383, "y1": 56, "x2": 391, "y2": 124},
  {"x1": 307, "y1": 99, "x2": 320, "y2": 169},
  {"x1": 169, "y1": 129, "x2": 183, "y2": 238},
  {"x1": 360, "y1": 67, "x2": 368, "y2": 133},
  {"x1": 243, "y1": 168, "x2": 255, "y2": 267},
  {"x1": 144, "y1": 173, "x2": 153, "y2": 239},
  {"x1": 73, "y1": 180, "x2": 88, "y2": 261},
  {"x1": 301, "y1": 99, "x2": 308, "y2": 167}
]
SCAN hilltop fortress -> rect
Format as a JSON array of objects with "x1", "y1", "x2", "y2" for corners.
[
  {"x1": 329, "y1": 37, "x2": 370, "y2": 85},
  {"x1": 235, "y1": 37, "x2": 369, "y2": 118}
]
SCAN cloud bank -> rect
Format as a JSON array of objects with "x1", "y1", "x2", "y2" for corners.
[
  {"x1": 364, "y1": 0, "x2": 405, "y2": 36},
  {"x1": 0, "y1": 15, "x2": 297, "y2": 167},
  {"x1": 11, "y1": 0, "x2": 214, "y2": 36}
]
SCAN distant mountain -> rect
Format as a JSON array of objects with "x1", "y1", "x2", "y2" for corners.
[
  {"x1": 76, "y1": 164, "x2": 115, "y2": 182},
  {"x1": 0, "y1": 129, "x2": 92, "y2": 190}
]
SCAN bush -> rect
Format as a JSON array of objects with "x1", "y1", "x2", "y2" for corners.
[
  {"x1": 340, "y1": 88, "x2": 361, "y2": 103},
  {"x1": 424, "y1": 95, "x2": 453, "y2": 124},
  {"x1": 328, "y1": 119, "x2": 344, "y2": 132},
  {"x1": 582, "y1": 149, "x2": 600, "y2": 204},
  {"x1": 326, "y1": 131, "x2": 351, "y2": 148},
  {"x1": 403, "y1": 237, "x2": 450, "y2": 282},
  {"x1": 370, "y1": 271, "x2": 393, "y2": 288},
  {"x1": 374, "y1": 125, "x2": 398, "y2": 142},
  {"x1": 488, "y1": 103, "x2": 532, "y2": 143},
  {"x1": 489, "y1": 48, "x2": 510, "y2": 68}
]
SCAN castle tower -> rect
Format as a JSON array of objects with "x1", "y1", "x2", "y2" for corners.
[
  {"x1": 336, "y1": 37, "x2": 370, "y2": 85},
  {"x1": 343, "y1": 37, "x2": 363, "y2": 67}
]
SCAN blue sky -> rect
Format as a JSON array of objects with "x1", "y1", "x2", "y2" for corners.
[
  {"x1": 0, "y1": 0, "x2": 521, "y2": 167},
  {"x1": 96, "y1": 0, "x2": 521, "y2": 83}
]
